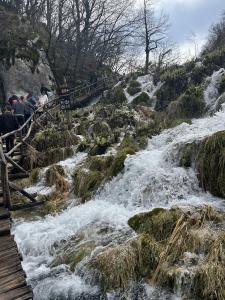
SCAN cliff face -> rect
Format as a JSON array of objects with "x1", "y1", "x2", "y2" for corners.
[{"x1": 0, "y1": 51, "x2": 55, "y2": 102}]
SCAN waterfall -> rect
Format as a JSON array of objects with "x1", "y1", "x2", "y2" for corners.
[
  {"x1": 12, "y1": 90, "x2": 225, "y2": 299},
  {"x1": 204, "y1": 68, "x2": 225, "y2": 111}
]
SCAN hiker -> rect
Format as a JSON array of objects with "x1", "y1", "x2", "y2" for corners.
[
  {"x1": 41, "y1": 84, "x2": 51, "y2": 96},
  {"x1": 0, "y1": 106, "x2": 19, "y2": 153},
  {"x1": 27, "y1": 92, "x2": 37, "y2": 107},
  {"x1": 8, "y1": 95, "x2": 19, "y2": 106},
  {"x1": 37, "y1": 91, "x2": 48, "y2": 112},
  {"x1": 22, "y1": 96, "x2": 35, "y2": 129},
  {"x1": 11, "y1": 96, "x2": 26, "y2": 128}
]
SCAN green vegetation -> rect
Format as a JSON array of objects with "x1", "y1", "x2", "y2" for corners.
[
  {"x1": 45, "y1": 165, "x2": 69, "y2": 193},
  {"x1": 73, "y1": 169, "x2": 104, "y2": 202},
  {"x1": 131, "y1": 92, "x2": 152, "y2": 107},
  {"x1": 127, "y1": 80, "x2": 142, "y2": 96},
  {"x1": 219, "y1": 73, "x2": 225, "y2": 94},
  {"x1": 32, "y1": 127, "x2": 79, "y2": 152},
  {"x1": 196, "y1": 130, "x2": 225, "y2": 198},
  {"x1": 167, "y1": 85, "x2": 205, "y2": 119}
]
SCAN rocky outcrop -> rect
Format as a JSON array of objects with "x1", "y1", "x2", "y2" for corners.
[
  {"x1": 179, "y1": 130, "x2": 225, "y2": 199},
  {"x1": 89, "y1": 205, "x2": 225, "y2": 299},
  {"x1": 0, "y1": 51, "x2": 55, "y2": 99}
]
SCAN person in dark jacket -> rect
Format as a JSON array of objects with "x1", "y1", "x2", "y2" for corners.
[
  {"x1": 0, "y1": 106, "x2": 19, "y2": 153},
  {"x1": 11, "y1": 97, "x2": 26, "y2": 128}
]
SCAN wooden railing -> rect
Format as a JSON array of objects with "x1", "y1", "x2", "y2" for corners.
[{"x1": 0, "y1": 75, "x2": 120, "y2": 210}]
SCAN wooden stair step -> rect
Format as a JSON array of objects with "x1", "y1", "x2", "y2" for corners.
[
  {"x1": 0, "y1": 197, "x2": 4, "y2": 207},
  {"x1": 0, "y1": 286, "x2": 33, "y2": 300},
  {"x1": 0, "y1": 220, "x2": 11, "y2": 236},
  {"x1": 0, "y1": 207, "x2": 10, "y2": 220},
  {"x1": 0, "y1": 236, "x2": 16, "y2": 253}
]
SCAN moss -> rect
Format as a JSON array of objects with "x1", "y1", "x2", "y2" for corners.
[
  {"x1": 179, "y1": 142, "x2": 198, "y2": 168},
  {"x1": 32, "y1": 127, "x2": 78, "y2": 152},
  {"x1": 113, "y1": 86, "x2": 127, "y2": 103},
  {"x1": 109, "y1": 148, "x2": 135, "y2": 178},
  {"x1": 73, "y1": 169, "x2": 104, "y2": 202},
  {"x1": 167, "y1": 85, "x2": 205, "y2": 119},
  {"x1": 131, "y1": 92, "x2": 153, "y2": 107},
  {"x1": 29, "y1": 168, "x2": 40, "y2": 184},
  {"x1": 45, "y1": 165, "x2": 69, "y2": 193},
  {"x1": 88, "y1": 156, "x2": 114, "y2": 172},
  {"x1": 193, "y1": 233, "x2": 225, "y2": 300},
  {"x1": 196, "y1": 130, "x2": 225, "y2": 198},
  {"x1": 128, "y1": 208, "x2": 182, "y2": 241},
  {"x1": 56, "y1": 241, "x2": 96, "y2": 271},
  {"x1": 219, "y1": 73, "x2": 225, "y2": 94},
  {"x1": 163, "y1": 118, "x2": 192, "y2": 129},
  {"x1": 89, "y1": 234, "x2": 161, "y2": 292}
]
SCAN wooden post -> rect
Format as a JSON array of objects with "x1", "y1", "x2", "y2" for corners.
[{"x1": 0, "y1": 143, "x2": 11, "y2": 209}]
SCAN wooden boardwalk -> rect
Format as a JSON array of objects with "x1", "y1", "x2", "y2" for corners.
[{"x1": 0, "y1": 193, "x2": 32, "y2": 300}]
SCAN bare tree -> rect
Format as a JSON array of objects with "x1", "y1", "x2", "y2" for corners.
[{"x1": 133, "y1": 0, "x2": 170, "y2": 74}]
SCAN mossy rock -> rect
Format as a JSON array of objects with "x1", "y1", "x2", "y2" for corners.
[
  {"x1": 113, "y1": 86, "x2": 127, "y2": 103},
  {"x1": 131, "y1": 92, "x2": 153, "y2": 107},
  {"x1": 179, "y1": 142, "x2": 198, "y2": 168},
  {"x1": 109, "y1": 147, "x2": 136, "y2": 178},
  {"x1": 73, "y1": 168, "x2": 104, "y2": 202},
  {"x1": 32, "y1": 127, "x2": 79, "y2": 152},
  {"x1": 219, "y1": 73, "x2": 225, "y2": 94},
  {"x1": 196, "y1": 130, "x2": 225, "y2": 198},
  {"x1": 92, "y1": 122, "x2": 114, "y2": 146},
  {"x1": 54, "y1": 241, "x2": 96, "y2": 271},
  {"x1": 33, "y1": 147, "x2": 74, "y2": 168},
  {"x1": 89, "y1": 234, "x2": 161, "y2": 291},
  {"x1": 88, "y1": 156, "x2": 114, "y2": 172},
  {"x1": 128, "y1": 208, "x2": 182, "y2": 241},
  {"x1": 167, "y1": 85, "x2": 205, "y2": 119},
  {"x1": 29, "y1": 168, "x2": 40, "y2": 184}
]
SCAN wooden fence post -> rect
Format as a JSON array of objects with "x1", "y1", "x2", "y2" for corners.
[{"x1": 0, "y1": 143, "x2": 11, "y2": 209}]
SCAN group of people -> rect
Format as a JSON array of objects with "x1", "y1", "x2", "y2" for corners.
[{"x1": 0, "y1": 88, "x2": 50, "y2": 153}]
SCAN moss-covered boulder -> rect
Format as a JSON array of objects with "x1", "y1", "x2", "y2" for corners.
[
  {"x1": 92, "y1": 121, "x2": 114, "y2": 146},
  {"x1": 32, "y1": 127, "x2": 79, "y2": 151},
  {"x1": 219, "y1": 73, "x2": 225, "y2": 94},
  {"x1": 45, "y1": 165, "x2": 69, "y2": 193},
  {"x1": 196, "y1": 130, "x2": 225, "y2": 198},
  {"x1": 128, "y1": 208, "x2": 182, "y2": 241},
  {"x1": 131, "y1": 92, "x2": 153, "y2": 107},
  {"x1": 167, "y1": 85, "x2": 205, "y2": 119},
  {"x1": 127, "y1": 80, "x2": 142, "y2": 96},
  {"x1": 89, "y1": 234, "x2": 161, "y2": 292},
  {"x1": 73, "y1": 168, "x2": 104, "y2": 202}
]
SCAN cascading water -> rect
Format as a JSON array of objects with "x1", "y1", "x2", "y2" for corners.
[
  {"x1": 12, "y1": 73, "x2": 225, "y2": 299},
  {"x1": 204, "y1": 68, "x2": 225, "y2": 111}
]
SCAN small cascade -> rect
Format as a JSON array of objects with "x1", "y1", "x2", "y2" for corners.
[
  {"x1": 204, "y1": 68, "x2": 225, "y2": 111},
  {"x1": 125, "y1": 74, "x2": 162, "y2": 106}
]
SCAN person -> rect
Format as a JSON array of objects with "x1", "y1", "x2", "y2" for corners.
[
  {"x1": 0, "y1": 106, "x2": 19, "y2": 153},
  {"x1": 41, "y1": 84, "x2": 51, "y2": 95},
  {"x1": 11, "y1": 97, "x2": 26, "y2": 128},
  {"x1": 38, "y1": 91, "x2": 48, "y2": 112},
  {"x1": 8, "y1": 95, "x2": 19, "y2": 106},
  {"x1": 22, "y1": 96, "x2": 35, "y2": 130},
  {"x1": 27, "y1": 92, "x2": 37, "y2": 107}
]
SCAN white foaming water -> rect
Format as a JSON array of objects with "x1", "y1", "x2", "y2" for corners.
[
  {"x1": 204, "y1": 68, "x2": 225, "y2": 110},
  {"x1": 125, "y1": 74, "x2": 162, "y2": 105},
  {"x1": 25, "y1": 152, "x2": 87, "y2": 196},
  {"x1": 13, "y1": 105, "x2": 225, "y2": 299}
]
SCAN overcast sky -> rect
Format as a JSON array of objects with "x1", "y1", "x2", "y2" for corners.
[{"x1": 154, "y1": 0, "x2": 225, "y2": 59}]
